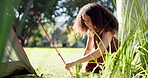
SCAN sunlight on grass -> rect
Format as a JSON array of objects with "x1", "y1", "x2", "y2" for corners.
[
  {"x1": 24, "y1": 48, "x2": 86, "y2": 78},
  {"x1": 1, "y1": 0, "x2": 147, "y2": 78}
]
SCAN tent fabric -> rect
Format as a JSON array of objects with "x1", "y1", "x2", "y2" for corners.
[{"x1": 0, "y1": 29, "x2": 36, "y2": 77}]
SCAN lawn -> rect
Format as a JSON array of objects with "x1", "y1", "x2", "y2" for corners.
[{"x1": 24, "y1": 47, "x2": 87, "y2": 78}]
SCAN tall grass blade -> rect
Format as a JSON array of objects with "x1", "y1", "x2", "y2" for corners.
[{"x1": 0, "y1": 0, "x2": 20, "y2": 66}]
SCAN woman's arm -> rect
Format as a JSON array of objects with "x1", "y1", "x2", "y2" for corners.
[
  {"x1": 83, "y1": 36, "x2": 94, "y2": 56},
  {"x1": 65, "y1": 31, "x2": 113, "y2": 70}
]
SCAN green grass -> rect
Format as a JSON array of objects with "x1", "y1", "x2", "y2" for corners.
[
  {"x1": 13, "y1": 48, "x2": 102, "y2": 78},
  {"x1": 1, "y1": 0, "x2": 148, "y2": 78},
  {"x1": 24, "y1": 48, "x2": 86, "y2": 78}
]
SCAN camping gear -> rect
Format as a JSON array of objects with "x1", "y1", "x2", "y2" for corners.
[{"x1": 0, "y1": 29, "x2": 36, "y2": 77}]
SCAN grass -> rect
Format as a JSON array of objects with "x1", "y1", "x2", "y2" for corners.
[
  {"x1": 13, "y1": 47, "x2": 101, "y2": 78},
  {"x1": 100, "y1": 0, "x2": 148, "y2": 78},
  {"x1": 104, "y1": 1, "x2": 147, "y2": 78},
  {"x1": 1, "y1": 0, "x2": 148, "y2": 78},
  {"x1": 23, "y1": 47, "x2": 87, "y2": 78}
]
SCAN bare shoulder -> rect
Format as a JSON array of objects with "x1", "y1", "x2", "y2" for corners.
[
  {"x1": 103, "y1": 31, "x2": 113, "y2": 37},
  {"x1": 102, "y1": 31, "x2": 113, "y2": 40}
]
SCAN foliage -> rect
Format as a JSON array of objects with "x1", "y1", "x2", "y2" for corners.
[
  {"x1": 12, "y1": 0, "x2": 116, "y2": 46},
  {"x1": 100, "y1": 0, "x2": 148, "y2": 78},
  {"x1": 67, "y1": 28, "x2": 87, "y2": 48},
  {"x1": 0, "y1": 0, "x2": 20, "y2": 64},
  {"x1": 51, "y1": 27, "x2": 62, "y2": 44},
  {"x1": 59, "y1": 0, "x2": 116, "y2": 26},
  {"x1": 29, "y1": 27, "x2": 43, "y2": 47},
  {"x1": 13, "y1": 0, "x2": 61, "y2": 46},
  {"x1": 2, "y1": 0, "x2": 148, "y2": 77}
]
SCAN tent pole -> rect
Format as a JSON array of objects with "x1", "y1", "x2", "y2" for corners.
[{"x1": 25, "y1": 0, "x2": 74, "y2": 77}]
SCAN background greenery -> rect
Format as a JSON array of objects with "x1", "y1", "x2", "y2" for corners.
[
  {"x1": 11, "y1": 0, "x2": 115, "y2": 47},
  {"x1": 0, "y1": 0, "x2": 148, "y2": 78}
]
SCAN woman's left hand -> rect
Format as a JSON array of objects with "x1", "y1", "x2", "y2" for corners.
[{"x1": 65, "y1": 61, "x2": 76, "y2": 70}]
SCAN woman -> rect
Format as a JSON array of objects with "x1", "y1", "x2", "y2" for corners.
[{"x1": 65, "y1": 3, "x2": 118, "y2": 73}]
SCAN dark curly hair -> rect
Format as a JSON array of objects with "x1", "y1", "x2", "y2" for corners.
[{"x1": 73, "y1": 3, "x2": 118, "y2": 35}]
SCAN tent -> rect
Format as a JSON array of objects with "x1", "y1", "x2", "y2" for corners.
[{"x1": 0, "y1": 29, "x2": 36, "y2": 77}]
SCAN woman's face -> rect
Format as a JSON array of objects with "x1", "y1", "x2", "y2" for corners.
[{"x1": 82, "y1": 14, "x2": 94, "y2": 29}]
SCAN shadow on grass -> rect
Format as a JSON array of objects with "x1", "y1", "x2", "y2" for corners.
[
  {"x1": 11, "y1": 72, "x2": 100, "y2": 78},
  {"x1": 74, "y1": 72, "x2": 100, "y2": 78},
  {"x1": 12, "y1": 74, "x2": 40, "y2": 78}
]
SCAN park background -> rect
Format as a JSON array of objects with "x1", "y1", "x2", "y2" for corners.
[
  {"x1": 0, "y1": 0, "x2": 148, "y2": 78},
  {"x1": 11, "y1": 0, "x2": 117, "y2": 48}
]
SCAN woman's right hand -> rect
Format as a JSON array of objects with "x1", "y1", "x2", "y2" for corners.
[{"x1": 65, "y1": 61, "x2": 77, "y2": 70}]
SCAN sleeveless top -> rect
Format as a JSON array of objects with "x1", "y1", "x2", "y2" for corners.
[
  {"x1": 85, "y1": 31, "x2": 118, "y2": 73},
  {"x1": 93, "y1": 33, "x2": 118, "y2": 63}
]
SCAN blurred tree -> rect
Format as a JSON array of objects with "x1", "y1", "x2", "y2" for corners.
[
  {"x1": 51, "y1": 27, "x2": 62, "y2": 44},
  {"x1": 59, "y1": 0, "x2": 116, "y2": 26},
  {"x1": 13, "y1": 0, "x2": 116, "y2": 46},
  {"x1": 61, "y1": 26, "x2": 70, "y2": 47},
  {"x1": 13, "y1": 0, "x2": 61, "y2": 46},
  {"x1": 29, "y1": 27, "x2": 43, "y2": 47}
]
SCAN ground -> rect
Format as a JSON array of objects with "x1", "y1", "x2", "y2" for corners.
[{"x1": 24, "y1": 47, "x2": 88, "y2": 78}]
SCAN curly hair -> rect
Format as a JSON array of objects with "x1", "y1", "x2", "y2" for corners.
[{"x1": 73, "y1": 3, "x2": 118, "y2": 35}]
